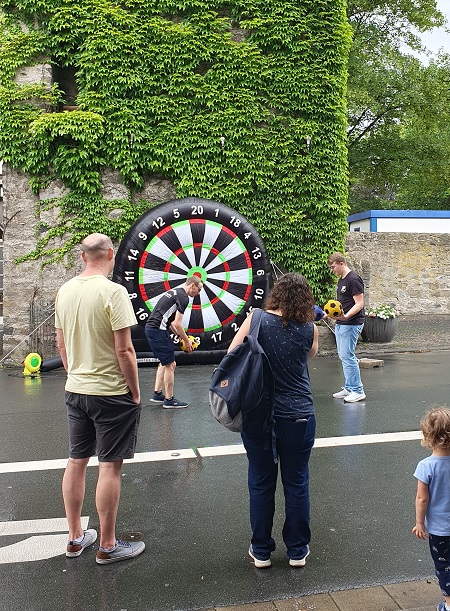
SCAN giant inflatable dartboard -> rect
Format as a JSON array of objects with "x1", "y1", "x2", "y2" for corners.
[{"x1": 113, "y1": 197, "x2": 271, "y2": 351}]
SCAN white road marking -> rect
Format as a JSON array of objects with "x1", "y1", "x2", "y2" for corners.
[
  {"x1": 124, "y1": 449, "x2": 197, "y2": 463},
  {"x1": 0, "y1": 432, "x2": 422, "y2": 473},
  {"x1": 197, "y1": 431, "x2": 423, "y2": 457},
  {"x1": 0, "y1": 516, "x2": 89, "y2": 564},
  {"x1": 0, "y1": 534, "x2": 69, "y2": 563},
  {"x1": 0, "y1": 517, "x2": 87, "y2": 536},
  {"x1": 314, "y1": 431, "x2": 422, "y2": 448},
  {"x1": 313, "y1": 430, "x2": 423, "y2": 447},
  {"x1": 199, "y1": 444, "x2": 245, "y2": 457},
  {"x1": 0, "y1": 448, "x2": 197, "y2": 474}
]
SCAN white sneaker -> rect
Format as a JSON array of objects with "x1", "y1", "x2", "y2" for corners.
[
  {"x1": 344, "y1": 391, "x2": 366, "y2": 403},
  {"x1": 289, "y1": 545, "x2": 310, "y2": 567},
  {"x1": 66, "y1": 528, "x2": 98, "y2": 557},
  {"x1": 333, "y1": 388, "x2": 350, "y2": 399},
  {"x1": 248, "y1": 545, "x2": 271, "y2": 568}
]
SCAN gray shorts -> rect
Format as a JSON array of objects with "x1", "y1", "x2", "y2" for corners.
[{"x1": 65, "y1": 391, "x2": 142, "y2": 462}]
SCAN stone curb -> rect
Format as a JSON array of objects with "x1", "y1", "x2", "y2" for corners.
[{"x1": 209, "y1": 578, "x2": 441, "y2": 610}]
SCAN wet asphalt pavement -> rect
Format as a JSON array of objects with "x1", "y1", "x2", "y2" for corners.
[{"x1": 0, "y1": 349, "x2": 448, "y2": 611}]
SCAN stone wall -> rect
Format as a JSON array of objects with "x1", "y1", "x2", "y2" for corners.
[
  {"x1": 345, "y1": 232, "x2": 450, "y2": 315},
  {"x1": 1, "y1": 165, "x2": 175, "y2": 362},
  {"x1": 2, "y1": 166, "x2": 79, "y2": 361}
]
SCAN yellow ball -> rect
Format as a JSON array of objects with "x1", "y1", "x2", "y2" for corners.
[
  {"x1": 179, "y1": 335, "x2": 199, "y2": 352},
  {"x1": 324, "y1": 299, "x2": 342, "y2": 317}
]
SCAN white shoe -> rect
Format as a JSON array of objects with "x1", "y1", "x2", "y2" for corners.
[
  {"x1": 333, "y1": 388, "x2": 350, "y2": 398},
  {"x1": 344, "y1": 391, "x2": 366, "y2": 403},
  {"x1": 248, "y1": 545, "x2": 271, "y2": 568},
  {"x1": 289, "y1": 545, "x2": 310, "y2": 567},
  {"x1": 66, "y1": 528, "x2": 98, "y2": 557}
]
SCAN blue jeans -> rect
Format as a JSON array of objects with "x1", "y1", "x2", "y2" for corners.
[
  {"x1": 241, "y1": 415, "x2": 316, "y2": 560},
  {"x1": 335, "y1": 323, "x2": 364, "y2": 394}
]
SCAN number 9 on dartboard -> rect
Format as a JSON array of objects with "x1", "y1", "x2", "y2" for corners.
[{"x1": 113, "y1": 197, "x2": 272, "y2": 350}]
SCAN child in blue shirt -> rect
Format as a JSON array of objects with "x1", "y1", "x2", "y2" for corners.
[{"x1": 413, "y1": 407, "x2": 450, "y2": 611}]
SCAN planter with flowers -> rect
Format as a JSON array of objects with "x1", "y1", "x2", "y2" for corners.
[{"x1": 361, "y1": 304, "x2": 399, "y2": 343}]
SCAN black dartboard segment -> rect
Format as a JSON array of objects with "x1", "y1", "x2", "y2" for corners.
[{"x1": 113, "y1": 197, "x2": 271, "y2": 350}]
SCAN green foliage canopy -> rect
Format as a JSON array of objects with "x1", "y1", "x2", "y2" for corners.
[
  {"x1": 347, "y1": 0, "x2": 450, "y2": 212},
  {"x1": 0, "y1": 0, "x2": 352, "y2": 301}
]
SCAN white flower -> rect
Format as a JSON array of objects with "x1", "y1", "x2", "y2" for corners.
[{"x1": 365, "y1": 304, "x2": 398, "y2": 319}]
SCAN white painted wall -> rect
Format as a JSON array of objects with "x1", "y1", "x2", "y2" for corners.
[
  {"x1": 348, "y1": 219, "x2": 371, "y2": 232},
  {"x1": 377, "y1": 218, "x2": 450, "y2": 233},
  {"x1": 348, "y1": 217, "x2": 450, "y2": 233}
]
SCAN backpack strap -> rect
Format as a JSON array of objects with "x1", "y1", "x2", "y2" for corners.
[
  {"x1": 248, "y1": 308, "x2": 263, "y2": 338},
  {"x1": 247, "y1": 309, "x2": 278, "y2": 463}
]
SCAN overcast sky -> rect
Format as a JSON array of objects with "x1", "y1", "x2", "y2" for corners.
[{"x1": 418, "y1": 0, "x2": 450, "y2": 55}]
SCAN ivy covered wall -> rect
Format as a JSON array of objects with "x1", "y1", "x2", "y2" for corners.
[{"x1": 0, "y1": 0, "x2": 351, "y2": 301}]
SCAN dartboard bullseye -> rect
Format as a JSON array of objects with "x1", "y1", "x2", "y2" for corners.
[{"x1": 113, "y1": 197, "x2": 272, "y2": 351}]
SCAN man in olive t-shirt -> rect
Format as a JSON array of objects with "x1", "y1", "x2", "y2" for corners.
[{"x1": 55, "y1": 233, "x2": 145, "y2": 564}]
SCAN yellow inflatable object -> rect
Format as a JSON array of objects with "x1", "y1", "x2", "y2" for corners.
[
  {"x1": 179, "y1": 335, "x2": 200, "y2": 352},
  {"x1": 23, "y1": 352, "x2": 42, "y2": 376}
]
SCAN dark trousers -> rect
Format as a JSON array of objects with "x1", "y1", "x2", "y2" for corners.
[
  {"x1": 241, "y1": 415, "x2": 316, "y2": 560},
  {"x1": 429, "y1": 533, "x2": 450, "y2": 596}
]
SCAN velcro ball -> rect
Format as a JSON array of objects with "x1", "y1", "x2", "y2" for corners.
[
  {"x1": 324, "y1": 300, "x2": 342, "y2": 317},
  {"x1": 180, "y1": 335, "x2": 200, "y2": 352}
]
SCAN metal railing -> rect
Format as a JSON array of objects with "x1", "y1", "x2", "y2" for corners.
[{"x1": 29, "y1": 303, "x2": 56, "y2": 358}]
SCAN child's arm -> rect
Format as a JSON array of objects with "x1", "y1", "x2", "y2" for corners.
[{"x1": 412, "y1": 479, "x2": 429, "y2": 540}]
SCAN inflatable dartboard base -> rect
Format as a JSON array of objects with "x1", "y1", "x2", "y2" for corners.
[
  {"x1": 136, "y1": 350, "x2": 226, "y2": 367},
  {"x1": 131, "y1": 323, "x2": 230, "y2": 353},
  {"x1": 41, "y1": 356, "x2": 64, "y2": 372},
  {"x1": 41, "y1": 349, "x2": 225, "y2": 371},
  {"x1": 113, "y1": 197, "x2": 272, "y2": 353}
]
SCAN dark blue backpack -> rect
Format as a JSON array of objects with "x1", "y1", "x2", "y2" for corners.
[{"x1": 209, "y1": 309, "x2": 275, "y2": 432}]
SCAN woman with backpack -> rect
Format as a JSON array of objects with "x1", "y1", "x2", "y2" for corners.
[{"x1": 228, "y1": 272, "x2": 318, "y2": 568}]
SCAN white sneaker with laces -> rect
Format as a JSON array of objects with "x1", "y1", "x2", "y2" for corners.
[
  {"x1": 344, "y1": 391, "x2": 366, "y2": 403},
  {"x1": 96, "y1": 539, "x2": 145, "y2": 564},
  {"x1": 332, "y1": 388, "x2": 350, "y2": 399},
  {"x1": 289, "y1": 545, "x2": 310, "y2": 567},
  {"x1": 66, "y1": 528, "x2": 98, "y2": 557},
  {"x1": 248, "y1": 545, "x2": 271, "y2": 568}
]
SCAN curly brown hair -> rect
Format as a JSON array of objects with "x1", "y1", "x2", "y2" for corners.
[
  {"x1": 420, "y1": 407, "x2": 450, "y2": 450},
  {"x1": 264, "y1": 272, "x2": 315, "y2": 324}
]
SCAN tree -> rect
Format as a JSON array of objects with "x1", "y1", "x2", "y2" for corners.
[{"x1": 346, "y1": 0, "x2": 449, "y2": 212}]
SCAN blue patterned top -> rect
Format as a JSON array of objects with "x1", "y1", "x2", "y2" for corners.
[{"x1": 258, "y1": 311, "x2": 315, "y2": 419}]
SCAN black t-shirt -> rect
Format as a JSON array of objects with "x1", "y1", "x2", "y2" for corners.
[
  {"x1": 145, "y1": 288, "x2": 189, "y2": 331},
  {"x1": 336, "y1": 271, "x2": 365, "y2": 326}
]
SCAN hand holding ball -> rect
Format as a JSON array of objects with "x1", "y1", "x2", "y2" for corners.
[
  {"x1": 180, "y1": 335, "x2": 199, "y2": 352},
  {"x1": 324, "y1": 300, "x2": 342, "y2": 317}
]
